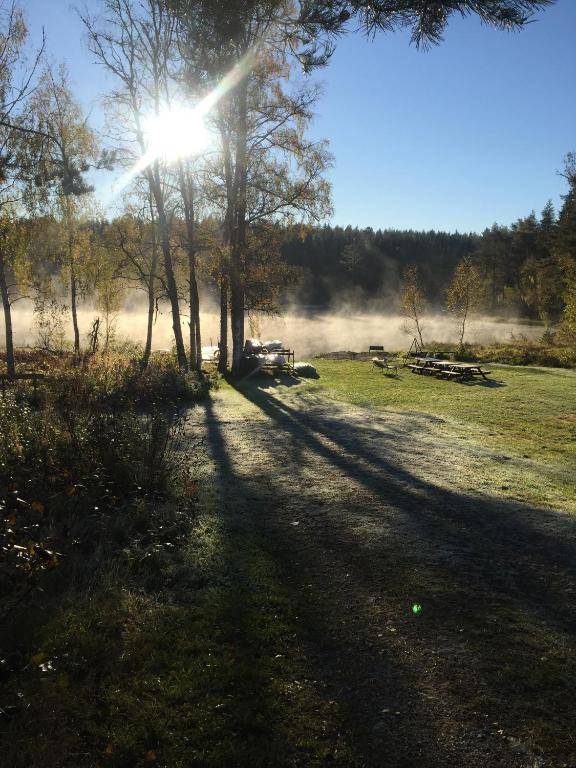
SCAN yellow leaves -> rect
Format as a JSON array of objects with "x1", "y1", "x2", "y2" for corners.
[
  {"x1": 31, "y1": 500, "x2": 45, "y2": 514},
  {"x1": 105, "y1": 743, "x2": 115, "y2": 756}
]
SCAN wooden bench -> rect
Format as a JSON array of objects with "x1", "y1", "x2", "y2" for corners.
[
  {"x1": 437, "y1": 367, "x2": 492, "y2": 382},
  {"x1": 436, "y1": 370, "x2": 464, "y2": 380},
  {"x1": 369, "y1": 345, "x2": 384, "y2": 354}
]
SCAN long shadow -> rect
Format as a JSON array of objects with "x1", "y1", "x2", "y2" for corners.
[
  {"x1": 231, "y1": 381, "x2": 576, "y2": 759},
  {"x1": 193, "y1": 396, "x2": 342, "y2": 766},
  {"x1": 193, "y1": 395, "x2": 476, "y2": 767},
  {"x1": 236, "y1": 382, "x2": 576, "y2": 589},
  {"x1": 459, "y1": 377, "x2": 506, "y2": 388}
]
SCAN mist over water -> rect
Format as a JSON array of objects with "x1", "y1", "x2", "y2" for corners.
[{"x1": 3, "y1": 302, "x2": 543, "y2": 358}]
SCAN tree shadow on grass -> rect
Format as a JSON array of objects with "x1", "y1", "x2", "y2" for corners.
[
  {"x1": 194, "y1": 396, "x2": 477, "y2": 768},
  {"x1": 227, "y1": 382, "x2": 576, "y2": 764},
  {"x1": 459, "y1": 377, "x2": 507, "y2": 388}
]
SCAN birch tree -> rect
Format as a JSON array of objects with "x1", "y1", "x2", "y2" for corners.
[
  {"x1": 82, "y1": 0, "x2": 202, "y2": 371},
  {"x1": 29, "y1": 65, "x2": 98, "y2": 357},
  {"x1": 0, "y1": 1, "x2": 44, "y2": 376},
  {"x1": 106, "y1": 203, "x2": 163, "y2": 368},
  {"x1": 400, "y1": 264, "x2": 426, "y2": 348},
  {"x1": 446, "y1": 255, "x2": 482, "y2": 349}
]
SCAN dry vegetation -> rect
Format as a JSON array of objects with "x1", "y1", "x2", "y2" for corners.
[{"x1": 1, "y1": 350, "x2": 209, "y2": 678}]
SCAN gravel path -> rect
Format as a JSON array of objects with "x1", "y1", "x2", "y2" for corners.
[{"x1": 188, "y1": 382, "x2": 576, "y2": 768}]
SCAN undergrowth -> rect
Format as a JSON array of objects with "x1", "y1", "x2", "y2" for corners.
[
  {"x1": 0, "y1": 349, "x2": 208, "y2": 735},
  {"x1": 426, "y1": 339, "x2": 576, "y2": 369}
]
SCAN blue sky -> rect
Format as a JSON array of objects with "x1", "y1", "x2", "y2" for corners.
[{"x1": 22, "y1": 0, "x2": 576, "y2": 233}]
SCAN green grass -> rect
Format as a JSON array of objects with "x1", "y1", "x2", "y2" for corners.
[
  {"x1": 302, "y1": 359, "x2": 576, "y2": 511},
  {"x1": 4, "y1": 359, "x2": 576, "y2": 766},
  {"x1": 1, "y1": 503, "x2": 355, "y2": 768}
]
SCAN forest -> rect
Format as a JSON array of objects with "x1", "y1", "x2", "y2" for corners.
[
  {"x1": 6, "y1": 162, "x2": 576, "y2": 368},
  {"x1": 281, "y1": 183, "x2": 576, "y2": 325}
]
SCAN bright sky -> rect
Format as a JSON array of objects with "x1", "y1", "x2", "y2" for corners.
[{"x1": 21, "y1": 0, "x2": 576, "y2": 233}]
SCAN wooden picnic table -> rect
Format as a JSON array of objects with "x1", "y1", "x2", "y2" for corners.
[{"x1": 407, "y1": 358, "x2": 491, "y2": 382}]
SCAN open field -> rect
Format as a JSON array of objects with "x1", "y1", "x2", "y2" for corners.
[
  {"x1": 4, "y1": 359, "x2": 576, "y2": 767},
  {"x1": 305, "y1": 359, "x2": 576, "y2": 513}
]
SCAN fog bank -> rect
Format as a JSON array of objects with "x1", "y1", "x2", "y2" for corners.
[{"x1": 3, "y1": 302, "x2": 543, "y2": 358}]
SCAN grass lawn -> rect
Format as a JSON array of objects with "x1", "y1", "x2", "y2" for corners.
[
  {"x1": 302, "y1": 359, "x2": 576, "y2": 512},
  {"x1": 4, "y1": 360, "x2": 576, "y2": 767}
]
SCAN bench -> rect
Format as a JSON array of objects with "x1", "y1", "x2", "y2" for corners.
[
  {"x1": 437, "y1": 367, "x2": 492, "y2": 382},
  {"x1": 373, "y1": 356, "x2": 397, "y2": 374},
  {"x1": 436, "y1": 370, "x2": 464, "y2": 379},
  {"x1": 369, "y1": 345, "x2": 384, "y2": 354}
]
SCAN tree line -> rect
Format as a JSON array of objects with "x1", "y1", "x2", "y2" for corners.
[
  {"x1": 0, "y1": 0, "x2": 556, "y2": 378},
  {"x1": 280, "y1": 155, "x2": 576, "y2": 341}
]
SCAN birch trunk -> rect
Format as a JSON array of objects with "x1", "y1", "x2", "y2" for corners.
[
  {"x1": 148, "y1": 162, "x2": 188, "y2": 371},
  {"x1": 0, "y1": 248, "x2": 15, "y2": 377}
]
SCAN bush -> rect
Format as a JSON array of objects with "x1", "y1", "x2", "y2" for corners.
[
  {"x1": 426, "y1": 340, "x2": 576, "y2": 369},
  {"x1": 0, "y1": 349, "x2": 206, "y2": 626}
]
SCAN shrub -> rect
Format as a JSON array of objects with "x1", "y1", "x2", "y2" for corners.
[
  {"x1": 426, "y1": 340, "x2": 576, "y2": 369},
  {"x1": 0, "y1": 349, "x2": 207, "y2": 625}
]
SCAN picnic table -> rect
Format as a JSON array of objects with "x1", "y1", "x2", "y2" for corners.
[{"x1": 407, "y1": 358, "x2": 491, "y2": 382}]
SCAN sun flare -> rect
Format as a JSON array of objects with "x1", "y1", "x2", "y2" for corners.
[{"x1": 142, "y1": 105, "x2": 211, "y2": 162}]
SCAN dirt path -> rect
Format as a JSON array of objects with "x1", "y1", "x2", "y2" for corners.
[{"x1": 188, "y1": 381, "x2": 576, "y2": 768}]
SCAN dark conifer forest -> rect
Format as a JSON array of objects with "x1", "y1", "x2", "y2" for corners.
[{"x1": 281, "y1": 185, "x2": 576, "y2": 325}]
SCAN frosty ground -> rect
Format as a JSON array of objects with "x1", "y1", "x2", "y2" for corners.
[{"x1": 182, "y1": 363, "x2": 576, "y2": 767}]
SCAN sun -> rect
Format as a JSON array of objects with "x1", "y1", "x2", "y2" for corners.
[{"x1": 142, "y1": 105, "x2": 211, "y2": 162}]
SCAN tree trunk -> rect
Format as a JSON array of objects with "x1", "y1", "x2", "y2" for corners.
[
  {"x1": 0, "y1": 249, "x2": 15, "y2": 378},
  {"x1": 230, "y1": 264, "x2": 245, "y2": 377},
  {"x1": 218, "y1": 272, "x2": 228, "y2": 374},
  {"x1": 230, "y1": 80, "x2": 249, "y2": 378},
  {"x1": 415, "y1": 317, "x2": 424, "y2": 348},
  {"x1": 70, "y1": 263, "x2": 80, "y2": 357},
  {"x1": 177, "y1": 163, "x2": 202, "y2": 371},
  {"x1": 189, "y1": 266, "x2": 201, "y2": 371},
  {"x1": 459, "y1": 305, "x2": 468, "y2": 348},
  {"x1": 65, "y1": 199, "x2": 81, "y2": 359},
  {"x1": 218, "y1": 123, "x2": 235, "y2": 375},
  {"x1": 148, "y1": 162, "x2": 188, "y2": 371},
  {"x1": 141, "y1": 198, "x2": 158, "y2": 370},
  {"x1": 141, "y1": 280, "x2": 155, "y2": 370}
]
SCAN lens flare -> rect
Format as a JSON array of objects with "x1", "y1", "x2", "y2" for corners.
[
  {"x1": 142, "y1": 106, "x2": 211, "y2": 162},
  {"x1": 104, "y1": 48, "x2": 259, "y2": 203}
]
